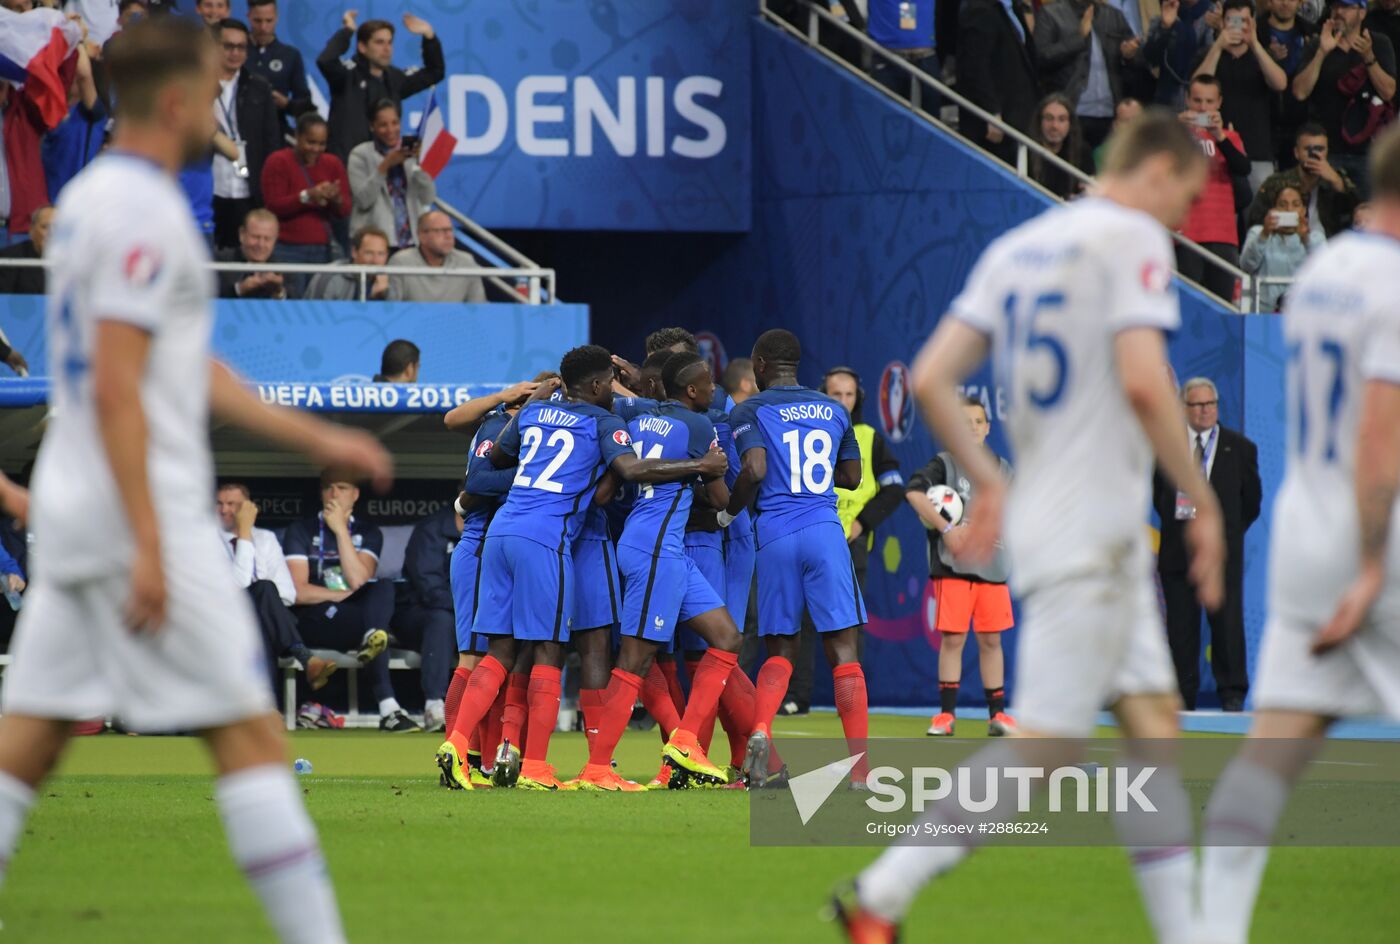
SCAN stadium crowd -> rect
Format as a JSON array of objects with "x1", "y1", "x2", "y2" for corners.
[
  {"x1": 0, "y1": 0, "x2": 487, "y2": 303},
  {"x1": 802, "y1": 0, "x2": 1394, "y2": 305}
]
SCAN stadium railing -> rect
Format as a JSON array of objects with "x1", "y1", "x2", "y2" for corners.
[
  {"x1": 760, "y1": 0, "x2": 1255, "y2": 312},
  {"x1": 0, "y1": 258, "x2": 558, "y2": 305}
]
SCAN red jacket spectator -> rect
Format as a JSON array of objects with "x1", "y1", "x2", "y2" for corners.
[
  {"x1": 259, "y1": 117, "x2": 350, "y2": 248},
  {"x1": 1181, "y1": 125, "x2": 1248, "y2": 247},
  {"x1": 2, "y1": 55, "x2": 77, "y2": 238}
]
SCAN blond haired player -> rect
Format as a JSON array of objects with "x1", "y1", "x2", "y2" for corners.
[
  {"x1": 0, "y1": 17, "x2": 391, "y2": 943},
  {"x1": 832, "y1": 110, "x2": 1226, "y2": 944},
  {"x1": 1197, "y1": 125, "x2": 1400, "y2": 944}
]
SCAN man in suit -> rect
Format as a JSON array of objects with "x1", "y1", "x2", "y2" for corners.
[
  {"x1": 958, "y1": 0, "x2": 1040, "y2": 163},
  {"x1": 1153, "y1": 377, "x2": 1262, "y2": 711}
]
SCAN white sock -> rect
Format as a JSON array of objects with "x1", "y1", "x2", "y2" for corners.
[
  {"x1": 378, "y1": 697, "x2": 402, "y2": 717},
  {"x1": 0, "y1": 772, "x2": 35, "y2": 886},
  {"x1": 216, "y1": 764, "x2": 346, "y2": 944},
  {"x1": 1199, "y1": 758, "x2": 1291, "y2": 944},
  {"x1": 425, "y1": 699, "x2": 444, "y2": 715},
  {"x1": 1112, "y1": 763, "x2": 1195, "y2": 944},
  {"x1": 857, "y1": 743, "x2": 1030, "y2": 922}
]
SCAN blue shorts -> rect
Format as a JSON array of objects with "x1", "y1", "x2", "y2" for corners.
[
  {"x1": 449, "y1": 534, "x2": 492, "y2": 654},
  {"x1": 756, "y1": 521, "x2": 867, "y2": 636},
  {"x1": 723, "y1": 526, "x2": 756, "y2": 629},
  {"x1": 572, "y1": 537, "x2": 621, "y2": 631},
  {"x1": 617, "y1": 546, "x2": 725, "y2": 646},
  {"x1": 472, "y1": 534, "x2": 573, "y2": 643},
  {"x1": 678, "y1": 539, "x2": 725, "y2": 652}
]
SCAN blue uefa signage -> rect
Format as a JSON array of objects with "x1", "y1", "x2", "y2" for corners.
[{"x1": 275, "y1": 0, "x2": 754, "y2": 232}]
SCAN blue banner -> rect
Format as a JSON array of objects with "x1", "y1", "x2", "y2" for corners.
[
  {"x1": 268, "y1": 0, "x2": 753, "y2": 232},
  {"x1": 0, "y1": 297, "x2": 588, "y2": 385}
]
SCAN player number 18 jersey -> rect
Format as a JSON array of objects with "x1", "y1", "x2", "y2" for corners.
[{"x1": 729, "y1": 386, "x2": 860, "y2": 547}]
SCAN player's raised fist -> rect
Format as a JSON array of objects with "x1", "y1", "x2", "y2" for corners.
[{"x1": 342, "y1": 9, "x2": 358, "y2": 30}]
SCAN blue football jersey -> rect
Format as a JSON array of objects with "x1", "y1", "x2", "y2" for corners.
[
  {"x1": 728, "y1": 385, "x2": 860, "y2": 546},
  {"x1": 462, "y1": 408, "x2": 516, "y2": 544},
  {"x1": 580, "y1": 396, "x2": 661, "y2": 542},
  {"x1": 619, "y1": 401, "x2": 718, "y2": 558},
  {"x1": 488, "y1": 399, "x2": 634, "y2": 548}
]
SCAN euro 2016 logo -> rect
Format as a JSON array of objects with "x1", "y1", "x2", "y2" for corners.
[{"x1": 879, "y1": 361, "x2": 914, "y2": 443}]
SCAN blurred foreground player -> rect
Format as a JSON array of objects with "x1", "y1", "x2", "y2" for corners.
[
  {"x1": 833, "y1": 111, "x2": 1225, "y2": 944},
  {"x1": 0, "y1": 17, "x2": 393, "y2": 943},
  {"x1": 1198, "y1": 126, "x2": 1400, "y2": 944}
]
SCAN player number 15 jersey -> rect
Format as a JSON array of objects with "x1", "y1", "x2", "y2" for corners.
[{"x1": 948, "y1": 198, "x2": 1180, "y2": 594}]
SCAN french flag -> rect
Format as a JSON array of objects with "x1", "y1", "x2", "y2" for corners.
[
  {"x1": 0, "y1": 8, "x2": 83, "y2": 128},
  {"x1": 415, "y1": 88, "x2": 457, "y2": 179}
]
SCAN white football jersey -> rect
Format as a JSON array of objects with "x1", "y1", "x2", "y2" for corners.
[
  {"x1": 32, "y1": 153, "x2": 218, "y2": 583},
  {"x1": 1269, "y1": 232, "x2": 1400, "y2": 625},
  {"x1": 949, "y1": 197, "x2": 1179, "y2": 595}
]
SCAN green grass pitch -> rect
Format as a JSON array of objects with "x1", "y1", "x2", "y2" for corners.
[{"x1": 3, "y1": 711, "x2": 1396, "y2": 942}]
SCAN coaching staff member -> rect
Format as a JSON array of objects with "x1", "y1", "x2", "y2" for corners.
[{"x1": 1152, "y1": 377, "x2": 1260, "y2": 711}]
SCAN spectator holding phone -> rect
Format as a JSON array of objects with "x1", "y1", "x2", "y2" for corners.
[
  {"x1": 1291, "y1": 0, "x2": 1396, "y2": 194},
  {"x1": 1194, "y1": 0, "x2": 1289, "y2": 189},
  {"x1": 1248, "y1": 122, "x2": 1361, "y2": 233},
  {"x1": 1177, "y1": 74, "x2": 1251, "y2": 300},
  {"x1": 1240, "y1": 184, "x2": 1326, "y2": 309},
  {"x1": 348, "y1": 99, "x2": 436, "y2": 251}
]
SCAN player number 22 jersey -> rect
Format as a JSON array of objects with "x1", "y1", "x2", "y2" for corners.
[{"x1": 487, "y1": 399, "x2": 634, "y2": 549}]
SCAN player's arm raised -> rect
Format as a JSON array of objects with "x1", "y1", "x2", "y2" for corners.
[
  {"x1": 1115, "y1": 328, "x2": 1225, "y2": 611},
  {"x1": 93, "y1": 321, "x2": 165, "y2": 633},
  {"x1": 911, "y1": 319, "x2": 1004, "y2": 563},
  {"x1": 1313, "y1": 379, "x2": 1400, "y2": 654},
  {"x1": 443, "y1": 379, "x2": 539, "y2": 433}
]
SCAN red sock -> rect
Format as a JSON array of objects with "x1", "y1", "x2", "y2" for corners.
[
  {"x1": 642, "y1": 661, "x2": 683, "y2": 742},
  {"x1": 684, "y1": 657, "x2": 718, "y2": 750},
  {"x1": 501, "y1": 672, "x2": 529, "y2": 748},
  {"x1": 524, "y1": 665, "x2": 562, "y2": 763},
  {"x1": 589, "y1": 668, "x2": 642, "y2": 767},
  {"x1": 481, "y1": 685, "x2": 506, "y2": 763},
  {"x1": 579, "y1": 688, "x2": 604, "y2": 751},
  {"x1": 657, "y1": 659, "x2": 687, "y2": 716},
  {"x1": 719, "y1": 665, "x2": 757, "y2": 768},
  {"x1": 446, "y1": 656, "x2": 506, "y2": 756},
  {"x1": 752, "y1": 656, "x2": 793, "y2": 737},
  {"x1": 444, "y1": 666, "x2": 471, "y2": 735},
  {"x1": 833, "y1": 662, "x2": 870, "y2": 781},
  {"x1": 679, "y1": 649, "x2": 738, "y2": 741}
]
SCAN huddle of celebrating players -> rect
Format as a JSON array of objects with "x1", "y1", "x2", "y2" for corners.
[{"x1": 434, "y1": 328, "x2": 873, "y2": 792}]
